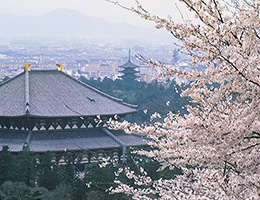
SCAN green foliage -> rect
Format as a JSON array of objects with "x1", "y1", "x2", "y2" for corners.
[
  {"x1": 36, "y1": 152, "x2": 77, "y2": 191},
  {"x1": 81, "y1": 149, "x2": 183, "y2": 199},
  {"x1": 24, "y1": 190, "x2": 43, "y2": 200},
  {"x1": 11, "y1": 151, "x2": 36, "y2": 186},
  {"x1": 84, "y1": 162, "x2": 131, "y2": 200},
  {"x1": 37, "y1": 152, "x2": 60, "y2": 190},
  {"x1": 47, "y1": 184, "x2": 71, "y2": 200},
  {"x1": 79, "y1": 77, "x2": 189, "y2": 123},
  {"x1": 0, "y1": 148, "x2": 88, "y2": 199},
  {"x1": 0, "y1": 181, "x2": 31, "y2": 200},
  {"x1": 84, "y1": 162, "x2": 115, "y2": 191},
  {"x1": 0, "y1": 146, "x2": 183, "y2": 199},
  {"x1": 0, "y1": 146, "x2": 12, "y2": 185},
  {"x1": 70, "y1": 179, "x2": 87, "y2": 200}
]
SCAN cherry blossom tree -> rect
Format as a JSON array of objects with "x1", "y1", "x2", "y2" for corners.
[{"x1": 107, "y1": 0, "x2": 260, "y2": 199}]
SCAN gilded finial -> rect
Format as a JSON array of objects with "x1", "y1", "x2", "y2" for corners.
[
  {"x1": 56, "y1": 63, "x2": 63, "y2": 71},
  {"x1": 24, "y1": 63, "x2": 31, "y2": 72}
]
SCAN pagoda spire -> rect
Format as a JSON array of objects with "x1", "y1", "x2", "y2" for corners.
[{"x1": 128, "y1": 49, "x2": 131, "y2": 61}]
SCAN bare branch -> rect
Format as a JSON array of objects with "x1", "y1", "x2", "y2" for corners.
[
  {"x1": 241, "y1": 143, "x2": 260, "y2": 151},
  {"x1": 105, "y1": 0, "x2": 130, "y2": 10}
]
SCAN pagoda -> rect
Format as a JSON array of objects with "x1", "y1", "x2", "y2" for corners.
[
  {"x1": 118, "y1": 50, "x2": 140, "y2": 81},
  {"x1": 0, "y1": 63, "x2": 146, "y2": 163}
]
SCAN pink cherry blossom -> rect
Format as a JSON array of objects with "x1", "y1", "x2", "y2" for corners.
[{"x1": 107, "y1": 0, "x2": 260, "y2": 199}]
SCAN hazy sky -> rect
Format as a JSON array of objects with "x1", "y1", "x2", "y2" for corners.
[{"x1": 0, "y1": 0, "x2": 189, "y2": 27}]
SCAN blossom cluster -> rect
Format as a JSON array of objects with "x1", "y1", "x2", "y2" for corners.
[{"x1": 108, "y1": 0, "x2": 260, "y2": 199}]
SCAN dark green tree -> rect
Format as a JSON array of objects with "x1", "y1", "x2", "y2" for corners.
[
  {"x1": 84, "y1": 162, "x2": 130, "y2": 200},
  {"x1": 63, "y1": 153, "x2": 76, "y2": 184},
  {"x1": 11, "y1": 150, "x2": 36, "y2": 186},
  {"x1": 70, "y1": 179, "x2": 87, "y2": 200},
  {"x1": 0, "y1": 146, "x2": 13, "y2": 184},
  {"x1": 37, "y1": 152, "x2": 59, "y2": 190},
  {"x1": 0, "y1": 181, "x2": 31, "y2": 200},
  {"x1": 24, "y1": 190, "x2": 43, "y2": 200}
]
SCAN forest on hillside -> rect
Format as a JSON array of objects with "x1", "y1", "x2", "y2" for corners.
[
  {"x1": 79, "y1": 77, "x2": 189, "y2": 123},
  {"x1": 0, "y1": 146, "x2": 183, "y2": 200}
]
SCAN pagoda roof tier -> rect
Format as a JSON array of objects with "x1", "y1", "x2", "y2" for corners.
[
  {"x1": 119, "y1": 68, "x2": 139, "y2": 73},
  {"x1": 118, "y1": 59, "x2": 140, "y2": 69},
  {"x1": 0, "y1": 70, "x2": 137, "y2": 118},
  {"x1": 119, "y1": 74, "x2": 140, "y2": 80}
]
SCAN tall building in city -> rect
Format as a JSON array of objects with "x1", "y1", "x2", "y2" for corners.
[
  {"x1": 0, "y1": 63, "x2": 146, "y2": 163},
  {"x1": 118, "y1": 50, "x2": 140, "y2": 81},
  {"x1": 40, "y1": 53, "x2": 44, "y2": 69}
]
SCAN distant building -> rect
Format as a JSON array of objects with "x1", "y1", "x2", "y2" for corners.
[
  {"x1": 139, "y1": 65, "x2": 157, "y2": 83},
  {"x1": 80, "y1": 63, "x2": 116, "y2": 79},
  {"x1": 171, "y1": 49, "x2": 179, "y2": 64},
  {"x1": 118, "y1": 51, "x2": 140, "y2": 81}
]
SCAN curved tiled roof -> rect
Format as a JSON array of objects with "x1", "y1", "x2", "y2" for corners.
[
  {"x1": 0, "y1": 70, "x2": 137, "y2": 117},
  {"x1": 118, "y1": 59, "x2": 140, "y2": 69}
]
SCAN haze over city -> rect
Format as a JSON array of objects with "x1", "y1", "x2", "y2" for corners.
[
  {"x1": 0, "y1": 0, "x2": 199, "y2": 83},
  {"x1": 0, "y1": 0, "x2": 189, "y2": 27}
]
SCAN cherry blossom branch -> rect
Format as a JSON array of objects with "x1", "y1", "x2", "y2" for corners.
[
  {"x1": 219, "y1": 54, "x2": 260, "y2": 87},
  {"x1": 241, "y1": 143, "x2": 260, "y2": 151},
  {"x1": 108, "y1": 1, "x2": 260, "y2": 198},
  {"x1": 213, "y1": 0, "x2": 224, "y2": 22},
  {"x1": 105, "y1": 0, "x2": 130, "y2": 10},
  {"x1": 181, "y1": 0, "x2": 215, "y2": 29}
]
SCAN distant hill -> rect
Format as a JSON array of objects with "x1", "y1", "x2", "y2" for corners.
[{"x1": 0, "y1": 8, "x2": 174, "y2": 42}]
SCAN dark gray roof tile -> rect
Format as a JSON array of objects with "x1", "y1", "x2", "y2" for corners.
[
  {"x1": 0, "y1": 70, "x2": 137, "y2": 117},
  {"x1": 0, "y1": 128, "x2": 146, "y2": 152},
  {"x1": 0, "y1": 130, "x2": 27, "y2": 151},
  {"x1": 29, "y1": 128, "x2": 146, "y2": 152}
]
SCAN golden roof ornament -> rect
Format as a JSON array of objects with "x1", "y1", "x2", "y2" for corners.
[
  {"x1": 56, "y1": 63, "x2": 63, "y2": 71},
  {"x1": 24, "y1": 63, "x2": 31, "y2": 72}
]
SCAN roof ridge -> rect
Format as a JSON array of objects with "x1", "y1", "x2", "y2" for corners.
[
  {"x1": 0, "y1": 72, "x2": 25, "y2": 87},
  {"x1": 0, "y1": 70, "x2": 138, "y2": 118},
  {"x1": 24, "y1": 71, "x2": 30, "y2": 115},
  {"x1": 118, "y1": 59, "x2": 140, "y2": 69}
]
